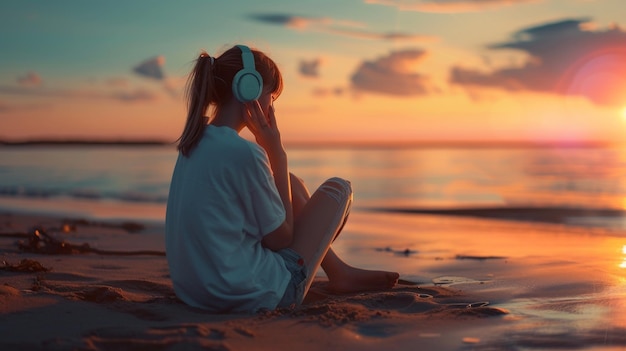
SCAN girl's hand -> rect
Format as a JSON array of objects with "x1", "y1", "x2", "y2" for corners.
[{"x1": 244, "y1": 101, "x2": 283, "y2": 156}]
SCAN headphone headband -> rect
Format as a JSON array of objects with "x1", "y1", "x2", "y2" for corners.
[
  {"x1": 237, "y1": 45, "x2": 256, "y2": 71},
  {"x1": 232, "y1": 45, "x2": 263, "y2": 102}
]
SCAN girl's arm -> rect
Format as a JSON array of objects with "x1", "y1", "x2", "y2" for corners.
[{"x1": 245, "y1": 102, "x2": 294, "y2": 250}]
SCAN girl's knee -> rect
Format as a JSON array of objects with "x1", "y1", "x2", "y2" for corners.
[
  {"x1": 320, "y1": 177, "x2": 353, "y2": 204},
  {"x1": 290, "y1": 173, "x2": 305, "y2": 187},
  {"x1": 326, "y1": 177, "x2": 352, "y2": 192},
  {"x1": 290, "y1": 173, "x2": 310, "y2": 199}
]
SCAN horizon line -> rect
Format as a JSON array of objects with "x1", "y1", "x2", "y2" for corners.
[{"x1": 0, "y1": 137, "x2": 620, "y2": 149}]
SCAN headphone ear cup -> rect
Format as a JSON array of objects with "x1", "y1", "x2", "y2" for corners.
[
  {"x1": 232, "y1": 69, "x2": 263, "y2": 102},
  {"x1": 232, "y1": 45, "x2": 264, "y2": 102}
]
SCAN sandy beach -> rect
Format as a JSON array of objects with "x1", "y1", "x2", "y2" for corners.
[{"x1": 1, "y1": 208, "x2": 625, "y2": 350}]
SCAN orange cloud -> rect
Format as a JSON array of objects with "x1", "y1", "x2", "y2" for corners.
[
  {"x1": 365, "y1": 0, "x2": 539, "y2": 13},
  {"x1": 351, "y1": 49, "x2": 437, "y2": 96},
  {"x1": 249, "y1": 13, "x2": 433, "y2": 42},
  {"x1": 451, "y1": 18, "x2": 626, "y2": 106}
]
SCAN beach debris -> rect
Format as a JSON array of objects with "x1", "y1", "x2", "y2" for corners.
[
  {"x1": 455, "y1": 254, "x2": 507, "y2": 261},
  {"x1": 18, "y1": 227, "x2": 90, "y2": 254},
  {"x1": 375, "y1": 247, "x2": 418, "y2": 256},
  {"x1": 17, "y1": 227, "x2": 164, "y2": 256},
  {"x1": 1, "y1": 258, "x2": 50, "y2": 272}
]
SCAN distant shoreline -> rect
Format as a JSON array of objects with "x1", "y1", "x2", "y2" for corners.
[
  {"x1": 0, "y1": 139, "x2": 172, "y2": 147},
  {"x1": 0, "y1": 138, "x2": 617, "y2": 149},
  {"x1": 283, "y1": 140, "x2": 616, "y2": 149}
]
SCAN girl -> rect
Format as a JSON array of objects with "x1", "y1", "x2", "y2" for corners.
[{"x1": 165, "y1": 44, "x2": 399, "y2": 313}]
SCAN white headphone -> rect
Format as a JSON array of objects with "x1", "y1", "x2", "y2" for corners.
[{"x1": 232, "y1": 45, "x2": 263, "y2": 102}]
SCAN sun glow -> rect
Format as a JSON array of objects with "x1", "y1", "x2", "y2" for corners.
[
  {"x1": 620, "y1": 245, "x2": 626, "y2": 269},
  {"x1": 622, "y1": 107, "x2": 626, "y2": 120}
]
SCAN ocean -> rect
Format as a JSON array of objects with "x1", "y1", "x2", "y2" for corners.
[{"x1": 1, "y1": 144, "x2": 626, "y2": 231}]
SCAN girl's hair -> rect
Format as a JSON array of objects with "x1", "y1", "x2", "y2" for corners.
[{"x1": 177, "y1": 45, "x2": 283, "y2": 156}]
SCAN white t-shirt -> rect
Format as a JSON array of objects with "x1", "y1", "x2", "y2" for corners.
[{"x1": 165, "y1": 125, "x2": 289, "y2": 312}]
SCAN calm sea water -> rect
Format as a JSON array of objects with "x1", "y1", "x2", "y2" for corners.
[{"x1": 1, "y1": 144, "x2": 626, "y2": 230}]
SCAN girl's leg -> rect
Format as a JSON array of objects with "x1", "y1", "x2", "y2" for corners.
[
  {"x1": 289, "y1": 174, "x2": 399, "y2": 297},
  {"x1": 290, "y1": 173, "x2": 349, "y2": 239}
]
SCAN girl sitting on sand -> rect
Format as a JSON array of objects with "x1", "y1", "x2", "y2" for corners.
[{"x1": 165, "y1": 44, "x2": 399, "y2": 313}]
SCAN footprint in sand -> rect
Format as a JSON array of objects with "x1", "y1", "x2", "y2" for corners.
[
  {"x1": 348, "y1": 291, "x2": 439, "y2": 314},
  {"x1": 85, "y1": 325, "x2": 232, "y2": 351},
  {"x1": 89, "y1": 264, "x2": 126, "y2": 270},
  {"x1": 101, "y1": 279, "x2": 175, "y2": 296}
]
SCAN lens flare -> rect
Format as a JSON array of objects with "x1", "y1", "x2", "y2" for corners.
[{"x1": 557, "y1": 48, "x2": 626, "y2": 107}]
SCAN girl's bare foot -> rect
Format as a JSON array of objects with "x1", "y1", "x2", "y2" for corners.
[{"x1": 327, "y1": 265, "x2": 399, "y2": 294}]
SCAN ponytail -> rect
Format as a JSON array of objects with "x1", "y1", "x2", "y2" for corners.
[{"x1": 177, "y1": 52, "x2": 215, "y2": 156}]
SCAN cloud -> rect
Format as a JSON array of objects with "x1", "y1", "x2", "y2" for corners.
[
  {"x1": 450, "y1": 18, "x2": 626, "y2": 106},
  {"x1": 249, "y1": 13, "x2": 336, "y2": 29},
  {"x1": 299, "y1": 58, "x2": 322, "y2": 77},
  {"x1": 326, "y1": 28, "x2": 435, "y2": 41},
  {"x1": 0, "y1": 85, "x2": 159, "y2": 103},
  {"x1": 0, "y1": 55, "x2": 177, "y2": 107},
  {"x1": 133, "y1": 56, "x2": 165, "y2": 80},
  {"x1": 351, "y1": 49, "x2": 437, "y2": 96},
  {"x1": 132, "y1": 56, "x2": 186, "y2": 98},
  {"x1": 249, "y1": 13, "x2": 434, "y2": 42},
  {"x1": 365, "y1": 0, "x2": 539, "y2": 13},
  {"x1": 17, "y1": 71, "x2": 42, "y2": 86}
]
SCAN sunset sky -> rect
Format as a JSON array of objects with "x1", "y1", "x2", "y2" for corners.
[{"x1": 1, "y1": 0, "x2": 626, "y2": 144}]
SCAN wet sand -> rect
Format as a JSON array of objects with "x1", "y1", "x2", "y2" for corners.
[{"x1": 1, "y1": 210, "x2": 625, "y2": 350}]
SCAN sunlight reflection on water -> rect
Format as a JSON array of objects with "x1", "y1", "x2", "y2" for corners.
[{"x1": 4, "y1": 145, "x2": 626, "y2": 231}]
